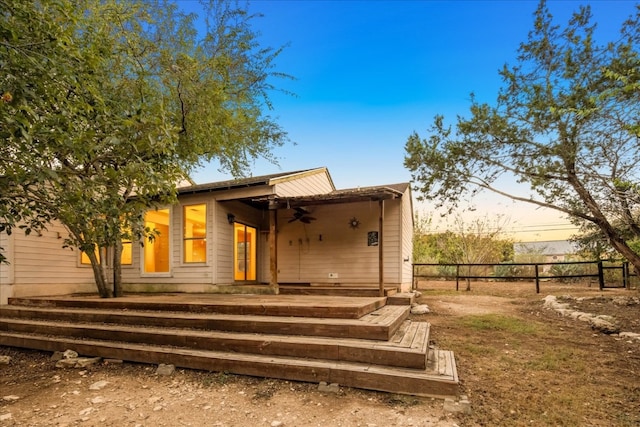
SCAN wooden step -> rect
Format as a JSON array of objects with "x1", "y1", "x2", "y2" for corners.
[
  {"x1": 0, "y1": 332, "x2": 457, "y2": 398},
  {"x1": 8, "y1": 294, "x2": 387, "y2": 319},
  {"x1": 0, "y1": 304, "x2": 409, "y2": 341},
  {"x1": 386, "y1": 292, "x2": 416, "y2": 305},
  {"x1": 279, "y1": 286, "x2": 398, "y2": 297},
  {"x1": 0, "y1": 318, "x2": 429, "y2": 369}
]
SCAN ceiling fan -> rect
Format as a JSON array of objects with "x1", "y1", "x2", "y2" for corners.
[{"x1": 288, "y1": 207, "x2": 316, "y2": 224}]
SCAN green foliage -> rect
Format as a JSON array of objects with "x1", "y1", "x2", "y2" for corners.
[
  {"x1": 411, "y1": 213, "x2": 434, "y2": 263},
  {"x1": 404, "y1": 0, "x2": 640, "y2": 273},
  {"x1": 0, "y1": 0, "x2": 290, "y2": 294},
  {"x1": 493, "y1": 263, "x2": 525, "y2": 281},
  {"x1": 413, "y1": 214, "x2": 513, "y2": 264},
  {"x1": 571, "y1": 221, "x2": 640, "y2": 261},
  {"x1": 547, "y1": 262, "x2": 587, "y2": 283}
]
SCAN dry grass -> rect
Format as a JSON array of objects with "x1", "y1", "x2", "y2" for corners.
[{"x1": 415, "y1": 280, "x2": 640, "y2": 426}]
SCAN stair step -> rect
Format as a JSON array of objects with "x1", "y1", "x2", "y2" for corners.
[
  {"x1": 0, "y1": 332, "x2": 457, "y2": 398},
  {"x1": 8, "y1": 295, "x2": 386, "y2": 319},
  {"x1": 0, "y1": 304, "x2": 409, "y2": 341},
  {"x1": 0, "y1": 318, "x2": 429, "y2": 369},
  {"x1": 386, "y1": 292, "x2": 416, "y2": 306}
]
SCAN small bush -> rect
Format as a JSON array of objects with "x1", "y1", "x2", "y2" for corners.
[{"x1": 548, "y1": 263, "x2": 588, "y2": 283}]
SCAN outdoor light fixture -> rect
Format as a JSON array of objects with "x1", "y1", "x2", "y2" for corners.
[
  {"x1": 349, "y1": 217, "x2": 360, "y2": 229},
  {"x1": 227, "y1": 213, "x2": 235, "y2": 224}
]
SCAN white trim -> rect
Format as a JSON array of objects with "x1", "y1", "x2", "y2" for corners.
[{"x1": 180, "y1": 201, "x2": 209, "y2": 266}]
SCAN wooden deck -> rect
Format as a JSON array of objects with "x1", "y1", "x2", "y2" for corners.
[
  {"x1": 7, "y1": 294, "x2": 386, "y2": 319},
  {"x1": 0, "y1": 294, "x2": 458, "y2": 398}
]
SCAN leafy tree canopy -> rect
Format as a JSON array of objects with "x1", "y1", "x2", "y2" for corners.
[
  {"x1": 405, "y1": 1, "x2": 640, "y2": 272},
  {"x1": 413, "y1": 214, "x2": 513, "y2": 264},
  {"x1": 0, "y1": 0, "x2": 290, "y2": 295}
]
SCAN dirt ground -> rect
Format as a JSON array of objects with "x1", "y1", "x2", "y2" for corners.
[
  {"x1": 418, "y1": 280, "x2": 640, "y2": 427},
  {"x1": 1, "y1": 280, "x2": 639, "y2": 426}
]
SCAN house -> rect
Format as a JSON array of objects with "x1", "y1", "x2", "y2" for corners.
[
  {"x1": 514, "y1": 240, "x2": 578, "y2": 263},
  {"x1": 0, "y1": 167, "x2": 414, "y2": 304}
]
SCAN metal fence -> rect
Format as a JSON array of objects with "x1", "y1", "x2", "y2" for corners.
[{"x1": 412, "y1": 260, "x2": 638, "y2": 293}]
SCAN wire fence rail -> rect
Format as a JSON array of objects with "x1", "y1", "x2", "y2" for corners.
[{"x1": 412, "y1": 260, "x2": 638, "y2": 294}]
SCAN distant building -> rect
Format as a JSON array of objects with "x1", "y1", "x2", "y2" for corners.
[{"x1": 514, "y1": 240, "x2": 579, "y2": 264}]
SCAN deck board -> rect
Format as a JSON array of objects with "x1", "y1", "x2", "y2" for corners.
[
  {"x1": 0, "y1": 332, "x2": 457, "y2": 398},
  {"x1": 0, "y1": 304, "x2": 405, "y2": 341},
  {"x1": 8, "y1": 294, "x2": 386, "y2": 319},
  {"x1": 0, "y1": 317, "x2": 431, "y2": 369}
]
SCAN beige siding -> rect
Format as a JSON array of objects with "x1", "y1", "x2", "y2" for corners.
[
  {"x1": 12, "y1": 222, "x2": 95, "y2": 285},
  {"x1": 273, "y1": 169, "x2": 334, "y2": 197},
  {"x1": 383, "y1": 200, "x2": 401, "y2": 283},
  {"x1": 276, "y1": 200, "x2": 403, "y2": 285},
  {"x1": 0, "y1": 232, "x2": 12, "y2": 285},
  {"x1": 1, "y1": 222, "x2": 95, "y2": 302},
  {"x1": 400, "y1": 188, "x2": 414, "y2": 291}
]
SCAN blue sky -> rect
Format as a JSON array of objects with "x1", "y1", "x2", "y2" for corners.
[{"x1": 186, "y1": 0, "x2": 637, "y2": 240}]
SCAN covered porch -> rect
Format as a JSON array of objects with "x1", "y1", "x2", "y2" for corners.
[{"x1": 247, "y1": 184, "x2": 411, "y2": 296}]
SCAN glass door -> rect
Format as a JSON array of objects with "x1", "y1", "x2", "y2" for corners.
[{"x1": 233, "y1": 223, "x2": 256, "y2": 281}]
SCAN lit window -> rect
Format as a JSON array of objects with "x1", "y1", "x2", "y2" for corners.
[
  {"x1": 80, "y1": 241, "x2": 132, "y2": 265},
  {"x1": 121, "y1": 240, "x2": 132, "y2": 265},
  {"x1": 80, "y1": 247, "x2": 99, "y2": 265},
  {"x1": 144, "y1": 208, "x2": 170, "y2": 273},
  {"x1": 183, "y1": 204, "x2": 207, "y2": 263}
]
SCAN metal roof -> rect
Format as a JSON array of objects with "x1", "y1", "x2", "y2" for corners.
[
  {"x1": 177, "y1": 168, "x2": 323, "y2": 195},
  {"x1": 253, "y1": 183, "x2": 410, "y2": 208},
  {"x1": 176, "y1": 166, "x2": 408, "y2": 208}
]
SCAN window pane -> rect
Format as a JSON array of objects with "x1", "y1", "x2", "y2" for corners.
[
  {"x1": 144, "y1": 209, "x2": 170, "y2": 273},
  {"x1": 184, "y1": 204, "x2": 206, "y2": 238},
  {"x1": 81, "y1": 249, "x2": 99, "y2": 265},
  {"x1": 121, "y1": 242, "x2": 132, "y2": 265},
  {"x1": 183, "y1": 204, "x2": 207, "y2": 263},
  {"x1": 233, "y1": 223, "x2": 256, "y2": 281}
]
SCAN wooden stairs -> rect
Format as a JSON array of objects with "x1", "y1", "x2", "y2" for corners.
[{"x1": 0, "y1": 294, "x2": 458, "y2": 398}]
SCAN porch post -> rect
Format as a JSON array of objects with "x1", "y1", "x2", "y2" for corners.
[
  {"x1": 378, "y1": 199, "x2": 385, "y2": 297},
  {"x1": 269, "y1": 202, "x2": 279, "y2": 294}
]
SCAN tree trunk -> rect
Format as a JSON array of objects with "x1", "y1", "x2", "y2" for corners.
[
  {"x1": 86, "y1": 249, "x2": 112, "y2": 298},
  {"x1": 604, "y1": 230, "x2": 640, "y2": 275},
  {"x1": 113, "y1": 240, "x2": 123, "y2": 297},
  {"x1": 569, "y1": 174, "x2": 640, "y2": 275}
]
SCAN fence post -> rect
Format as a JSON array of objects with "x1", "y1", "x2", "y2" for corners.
[
  {"x1": 412, "y1": 264, "x2": 416, "y2": 291},
  {"x1": 535, "y1": 264, "x2": 540, "y2": 294},
  {"x1": 455, "y1": 264, "x2": 460, "y2": 291},
  {"x1": 598, "y1": 261, "x2": 605, "y2": 290}
]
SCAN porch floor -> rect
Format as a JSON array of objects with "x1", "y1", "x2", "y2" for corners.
[{"x1": 7, "y1": 293, "x2": 386, "y2": 319}]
